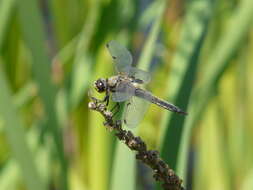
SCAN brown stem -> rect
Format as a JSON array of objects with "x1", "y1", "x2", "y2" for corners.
[{"x1": 88, "y1": 97, "x2": 185, "y2": 190}]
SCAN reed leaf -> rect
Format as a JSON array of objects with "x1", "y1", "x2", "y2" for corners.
[
  {"x1": 17, "y1": 0, "x2": 68, "y2": 189},
  {"x1": 177, "y1": 0, "x2": 253, "y2": 182},
  {"x1": 159, "y1": 0, "x2": 214, "y2": 174},
  {"x1": 0, "y1": 70, "x2": 46, "y2": 190}
]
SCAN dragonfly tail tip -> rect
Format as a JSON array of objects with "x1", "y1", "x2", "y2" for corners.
[{"x1": 179, "y1": 110, "x2": 188, "y2": 115}]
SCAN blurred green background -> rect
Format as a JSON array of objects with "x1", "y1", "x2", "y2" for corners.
[{"x1": 0, "y1": 0, "x2": 253, "y2": 190}]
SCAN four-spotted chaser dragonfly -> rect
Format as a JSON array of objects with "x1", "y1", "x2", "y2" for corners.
[{"x1": 94, "y1": 40, "x2": 187, "y2": 128}]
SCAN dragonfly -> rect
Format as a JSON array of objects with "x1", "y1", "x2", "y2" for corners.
[{"x1": 94, "y1": 40, "x2": 187, "y2": 128}]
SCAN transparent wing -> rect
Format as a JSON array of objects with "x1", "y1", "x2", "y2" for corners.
[
  {"x1": 129, "y1": 67, "x2": 151, "y2": 84},
  {"x1": 111, "y1": 81, "x2": 135, "y2": 102},
  {"x1": 106, "y1": 40, "x2": 132, "y2": 74},
  {"x1": 123, "y1": 96, "x2": 150, "y2": 128}
]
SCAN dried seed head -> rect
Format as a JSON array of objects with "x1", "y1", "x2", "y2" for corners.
[
  {"x1": 104, "y1": 110, "x2": 113, "y2": 118},
  {"x1": 88, "y1": 102, "x2": 97, "y2": 110}
]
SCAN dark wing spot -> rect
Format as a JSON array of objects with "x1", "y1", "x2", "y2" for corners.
[
  {"x1": 112, "y1": 56, "x2": 117, "y2": 59},
  {"x1": 106, "y1": 43, "x2": 109, "y2": 48}
]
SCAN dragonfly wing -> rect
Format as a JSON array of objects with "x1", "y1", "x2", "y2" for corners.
[
  {"x1": 123, "y1": 96, "x2": 150, "y2": 128},
  {"x1": 106, "y1": 40, "x2": 132, "y2": 74},
  {"x1": 111, "y1": 81, "x2": 135, "y2": 102},
  {"x1": 129, "y1": 67, "x2": 151, "y2": 84}
]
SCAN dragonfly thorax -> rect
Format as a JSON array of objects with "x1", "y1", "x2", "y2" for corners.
[
  {"x1": 107, "y1": 76, "x2": 119, "y2": 88},
  {"x1": 108, "y1": 75, "x2": 136, "y2": 92},
  {"x1": 107, "y1": 75, "x2": 124, "y2": 92}
]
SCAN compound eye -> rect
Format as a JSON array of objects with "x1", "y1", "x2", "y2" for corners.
[
  {"x1": 98, "y1": 82, "x2": 103, "y2": 88},
  {"x1": 95, "y1": 79, "x2": 106, "y2": 93}
]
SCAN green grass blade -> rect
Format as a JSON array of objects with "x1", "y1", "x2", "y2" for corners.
[
  {"x1": 13, "y1": 82, "x2": 36, "y2": 108},
  {"x1": 0, "y1": 126, "x2": 51, "y2": 190},
  {"x1": 0, "y1": 70, "x2": 46, "y2": 190},
  {"x1": 137, "y1": 0, "x2": 166, "y2": 71},
  {"x1": 177, "y1": 0, "x2": 253, "y2": 182},
  {"x1": 53, "y1": 34, "x2": 80, "y2": 67},
  {"x1": 17, "y1": 0, "x2": 68, "y2": 189},
  {"x1": 159, "y1": 0, "x2": 214, "y2": 173},
  {"x1": 110, "y1": 142, "x2": 136, "y2": 190},
  {"x1": 0, "y1": 0, "x2": 16, "y2": 51},
  {"x1": 70, "y1": 0, "x2": 101, "y2": 109},
  {"x1": 241, "y1": 168, "x2": 253, "y2": 190},
  {"x1": 0, "y1": 159, "x2": 19, "y2": 190},
  {"x1": 138, "y1": 1, "x2": 161, "y2": 30}
]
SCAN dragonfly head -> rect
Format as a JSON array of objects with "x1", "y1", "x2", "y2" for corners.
[{"x1": 94, "y1": 78, "x2": 107, "y2": 93}]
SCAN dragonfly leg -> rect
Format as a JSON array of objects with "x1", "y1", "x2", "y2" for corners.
[
  {"x1": 102, "y1": 94, "x2": 110, "y2": 106},
  {"x1": 105, "y1": 95, "x2": 110, "y2": 105},
  {"x1": 89, "y1": 96, "x2": 103, "y2": 104},
  {"x1": 102, "y1": 89, "x2": 110, "y2": 106},
  {"x1": 111, "y1": 103, "x2": 120, "y2": 118}
]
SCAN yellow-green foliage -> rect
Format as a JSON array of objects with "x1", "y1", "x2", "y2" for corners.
[{"x1": 0, "y1": 0, "x2": 252, "y2": 190}]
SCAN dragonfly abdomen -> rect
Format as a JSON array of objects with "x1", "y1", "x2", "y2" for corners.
[{"x1": 135, "y1": 88, "x2": 187, "y2": 115}]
